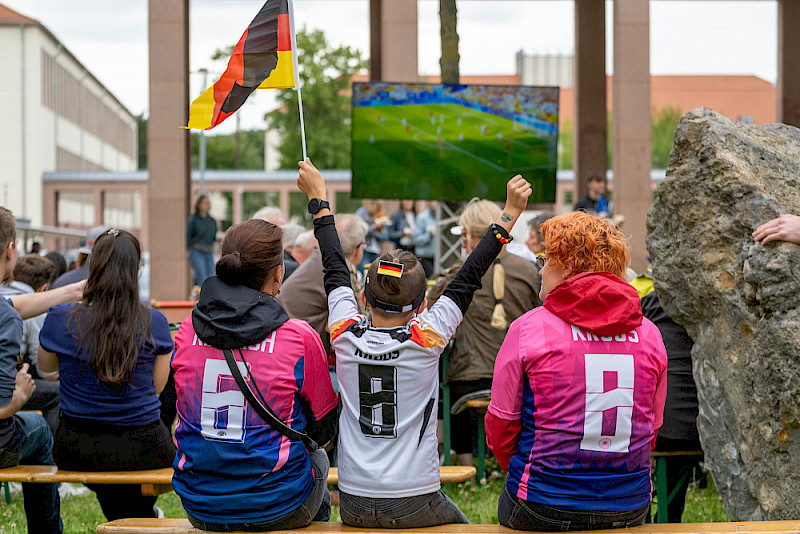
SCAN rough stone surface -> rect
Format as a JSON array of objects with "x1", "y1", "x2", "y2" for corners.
[{"x1": 647, "y1": 107, "x2": 800, "y2": 521}]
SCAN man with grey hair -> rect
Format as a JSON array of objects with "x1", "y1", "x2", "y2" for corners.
[
  {"x1": 278, "y1": 214, "x2": 367, "y2": 356},
  {"x1": 293, "y1": 230, "x2": 318, "y2": 265},
  {"x1": 280, "y1": 223, "x2": 305, "y2": 280},
  {"x1": 252, "y1": 206, "x2": 287, "y2": 226}
]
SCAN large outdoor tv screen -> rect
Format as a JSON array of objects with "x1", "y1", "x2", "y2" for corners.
[{"x1": 351, "y1": 82, "x2": 559, "y2": 203}]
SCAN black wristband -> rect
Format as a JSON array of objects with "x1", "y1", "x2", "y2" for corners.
[{"x1": 489, "y1": 223, "x2": 513, "y2": 244}]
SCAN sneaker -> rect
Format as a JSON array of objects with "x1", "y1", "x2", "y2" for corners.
[{"x1": 154, "y1": 506, "x2": 165, "y2": 518}]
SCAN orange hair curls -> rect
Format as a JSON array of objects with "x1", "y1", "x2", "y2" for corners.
[{"x1": 540, "y1": 211, "x2": 630, "y2": 279}]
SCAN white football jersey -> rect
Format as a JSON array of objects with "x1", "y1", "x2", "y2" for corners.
[{"x1": 328, "y1": 286, "x2": 463, "y2": 498}]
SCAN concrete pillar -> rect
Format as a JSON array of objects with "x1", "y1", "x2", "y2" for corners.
[
  {"x1": 93, "y1": 189, "x2": 104, "y2": 227},
  {"x1": 148, "y1": 0, "x2": 191, "y2": 300},
  {"x1": 612, "y1": 0, "x2": 651, "y2": 274},
  {"x1": 369, "y1": 0, "x2": 418, "y2": 82},
  {"x1": 279, "y1": 188, "x2": 290, "y2": 221},
  {"x1": 778, "y1": 0, "x2": 800, "y2": 127},
  {"x1": 574, "y1": 0, "x2": 607, "y2": 202},
  {"x1": 232, "y1": 186, "x2": 244, "y2": 225}
]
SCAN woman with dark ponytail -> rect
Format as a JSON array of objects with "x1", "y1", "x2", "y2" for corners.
[
  {"x1": 37, "y1": 229, "x2": 175, "y2": 521},
  {"x1": 171, "y1": 219, "x2": 338, "y2": 531}
]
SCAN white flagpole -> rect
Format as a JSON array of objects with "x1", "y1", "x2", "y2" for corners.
[{"x1": 287, "y1": 0, "x2": 307, "y2": 160}]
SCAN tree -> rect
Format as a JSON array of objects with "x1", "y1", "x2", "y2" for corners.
[
  {"x1": 190, "y1": 129, "x2": 265, "y2": 170},
  {"x1": 651, "y1": 106, "x2": 682, "y2": 169},
  {"x1": 271, "y1": 28, "x2": 367, "y2": 169},
  {"x1": 439, "y1": 0, "x2": 460, "y2": 85}
]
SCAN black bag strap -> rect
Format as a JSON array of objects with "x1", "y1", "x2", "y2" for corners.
[{"x1": 222, "y1": 348, "x2": 319, "y2": 450}]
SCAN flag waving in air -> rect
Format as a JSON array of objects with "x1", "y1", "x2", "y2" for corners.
[{"x1": 188, "y1": 0, "x2": 295, "y2": 130}]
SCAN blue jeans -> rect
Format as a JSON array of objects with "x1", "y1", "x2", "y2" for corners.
[
  {"x1": 0, "y1": 412, "x2": 63, "y2": 533},
  {"x1": 187, "y1": 449, "x2": 331, "y2": 531},
  {"x1": 498, "y1": 486, "x2": 649, "y2": 531},
  {"x1": 340, "y1": 490, "x2": 468, "y2": 529},
  {"x1": 189, "y1": 249, "x2": 215, "y2": 286}
]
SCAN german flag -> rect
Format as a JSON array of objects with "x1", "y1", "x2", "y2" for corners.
[
  {"x1": 377, "y1": 261, "x2": 404, "y2": 278},
  {"x1": 187, "y1": 0, "x2": 294, "y2": 130}
]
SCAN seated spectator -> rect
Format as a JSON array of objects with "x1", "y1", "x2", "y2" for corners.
[
  {"x1": 413, "y1": 201, "x2": 436, "y2": 278},
  {"x1": 280, "y1": 223, "x2": 306, "y2": 280},
  {"x1": 50, "y1": 225, "x2": 108, "y2": 289},
  {"x1": 278, "y1": 214, "x2": 367, "y2": 357},
  {"x1": 0, "y1": 255, "x2": 60, "y2": 436},
  {"x1": 296, "y1": 159, "x2": 531, "y2": 529},
  {"x1": 753, "y1": 214, "x2": 800, "y2": 245},
  {"x1": 428, "y1": 199, "x2": 539, "y2": 468},
  {"x1": 355, "y1": 200, "x2": 389, "y2": 272},
  {"x1": 172, "y1": 219, "x2": 337, "y2": 531},
  {"x1": 293, "y1": 230, "x2": 318, "y2": 265},
  {"x1": 253, "y1": 205, "x2": 288, "y2": 226},
  {"x1": 44, "y1": 252, "x2": 67, "y2": 288},
  {"x1": 487, "y1": 211, "x2": 667, "y2": 531},
  {"x1": 640, "y1": 283, "x2": 701, "y2": 523},
  {"x1": 38, "y1": 229, "x2": 175, "y2": 521},
  {"x1": 0, "y1": 206, "x2": 86, "y2": 534},
  {"x1": 388, "y1": 200, "x2": 417, "y2": 252}
]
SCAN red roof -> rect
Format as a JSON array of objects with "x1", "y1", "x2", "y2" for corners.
[{"x1": 0, "y1": 3, "x2": 39, "y2": 25}]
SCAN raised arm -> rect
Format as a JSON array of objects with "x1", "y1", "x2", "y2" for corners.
[
  {"x1": 297, "y1": 159, "x2": 351, "y2": 295},
  {"x1": 441, "y1": 175, "x2": 532, "y2": 314}
]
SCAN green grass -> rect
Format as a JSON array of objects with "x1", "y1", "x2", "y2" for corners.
[
  {"x1": 351, "y1": 103, "x2": 557, "y2": 202},
  {"x1": 0, "y1": 463, "x2": 728, "y2": 532}
]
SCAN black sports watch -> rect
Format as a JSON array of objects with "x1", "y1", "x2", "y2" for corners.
[{"x1": 307, "y1": 198, "x2": 330, "y2": 215}]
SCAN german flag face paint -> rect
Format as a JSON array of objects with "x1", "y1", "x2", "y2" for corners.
[{"x1": 377, "y1": 261, "x2": 404, "y2": 279}]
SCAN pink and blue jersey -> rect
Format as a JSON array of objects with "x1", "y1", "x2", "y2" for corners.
[
  {"x1": 487, "y1": 272, "x2": 667, "y2": 512},
  {"x1": 171, "y1": 306, "x2": 337, "y2": 524}
]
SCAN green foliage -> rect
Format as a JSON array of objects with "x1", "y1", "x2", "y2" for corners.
[
  {"x1": 190, "y1": 129, "x2": 265, "y2": 171},
  {"x1": 558, "y1": 119, "x2": 573, "y2": 170},
  {"x1": 270, "y1": 27, "x2": 367, "y2": 169},
  {"x1": 651, "y1": 106, "x2": 683, "y2": 169}
]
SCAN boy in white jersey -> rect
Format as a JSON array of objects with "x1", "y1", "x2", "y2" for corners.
[{"x1": 297, "y1": 159, "x2": 531, "y2": 528}]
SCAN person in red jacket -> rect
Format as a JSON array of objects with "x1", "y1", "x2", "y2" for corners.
[{"x1": 486, "y1": 211, "x2": 668, "y2": 531}]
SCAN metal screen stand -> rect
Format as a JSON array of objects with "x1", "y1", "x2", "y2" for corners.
[{"x1": 434, "y1": 201, "x2": 466, "y2": 273}]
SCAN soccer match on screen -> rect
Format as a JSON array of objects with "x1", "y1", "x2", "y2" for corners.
[{"x1": 351, "y1": 82, "x2": 560, "y2": 203}]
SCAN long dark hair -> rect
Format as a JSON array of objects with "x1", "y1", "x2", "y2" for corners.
[{"x1": 69, "y1": 229, "x2": 151, "y2": 385}]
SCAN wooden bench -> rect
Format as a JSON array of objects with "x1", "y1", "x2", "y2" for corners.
[
  {"x1": 96, "y1": 519, "x2": 800, "y2": 534},
  {"x1": 0, "y1": 465, "x2": 475, "y2": 499},
  {"x1": 650, "y1": 450, "x2": 704, "y2": 524}
]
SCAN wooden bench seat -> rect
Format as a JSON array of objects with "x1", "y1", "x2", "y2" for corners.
[
  {"x1": 96, "y1": 519, "x2": 800, "y2": 534},
  {"x1": 0, "y1": 465, "x2": 475, "y2": 497}
]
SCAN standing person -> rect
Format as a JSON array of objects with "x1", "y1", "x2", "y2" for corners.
[
  {"x1": 38, "y1": 229, "x2": 175, "y2": 521},
  {"x1": 297, "y1": 158, "x2": 531, "y2": 529},
  {"x1": 487, "y1": 211, "x2": 667, "y2": 531},
  {"x1": 389, "y1": 200, "x2": 417, "y2": 252},
  {"x1": 413, "y1": 201, "x2": 437, "y2": 278},
  {"x1": 186, "y1": 195, "x2": 217, "y2": 287},
  {"x1": 280, "y1": 223, "x2": 305, "y2": 280},
  {"x1": 44, "y1": 252, "x2": 67, "y2": 288},
  {"x1": 573, "y1": 174, "x2": 610, "y2": 217},
  {"x1": 171, "y1": 218, "x2": 338, "y2": 531},
  {"x1": 428, "y1": 200, "x2": 540, "y2": 468}
]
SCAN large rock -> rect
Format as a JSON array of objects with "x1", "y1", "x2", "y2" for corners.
[{"x1": 646, "y1": 107, "x2": 800, "y2": 521}]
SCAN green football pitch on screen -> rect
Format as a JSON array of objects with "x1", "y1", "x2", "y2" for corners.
[{"x1": 351, "y1": 103, "x2": 557, "y2": 202}]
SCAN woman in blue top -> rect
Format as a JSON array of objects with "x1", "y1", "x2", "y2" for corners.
[{"x1": 38, "y1": 229, "x2": 174, "y2": 521}]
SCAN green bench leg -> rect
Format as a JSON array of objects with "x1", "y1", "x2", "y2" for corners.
[
  {"x1": 3, "y1": 481, "x2": 10, "y2": 505},
  {"x1": 656, "y1": 456, "x2": 668, "y2": 523},
  {"x1": 476, "y1": 413, "x2": 486, "y2": 486}
]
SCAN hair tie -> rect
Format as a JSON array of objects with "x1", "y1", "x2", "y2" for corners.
[{"x1": 232, "y1": 251, "x2": 241, "y2": 258}]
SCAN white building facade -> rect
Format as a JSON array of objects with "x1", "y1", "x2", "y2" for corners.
[{"x1": 0, "y1": 4, "x2": 137, "y2": 226}]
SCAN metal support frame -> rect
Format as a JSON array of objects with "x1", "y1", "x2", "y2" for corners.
[{"x1": 434, "y1": 201, "x2": 466, "y2": 272}]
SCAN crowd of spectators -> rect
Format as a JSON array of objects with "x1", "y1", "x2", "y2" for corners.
[{"x1": 2, "y1": 173, "x2": 800, "y2": 533}]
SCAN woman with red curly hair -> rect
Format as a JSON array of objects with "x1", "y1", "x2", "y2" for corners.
[{"x1": 486, "y1": 211, "x2": 667, "y2": 531}]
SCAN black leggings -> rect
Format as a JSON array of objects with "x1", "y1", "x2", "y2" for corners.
[{"x1": 53, "y1": 414, "x2": 175, "y2": 521}]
